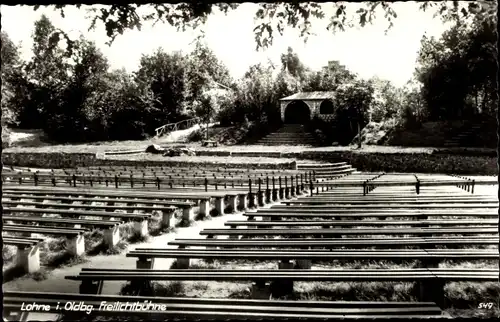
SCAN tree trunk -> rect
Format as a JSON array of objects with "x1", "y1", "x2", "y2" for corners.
[
  {"x1": 357, "y1": 121, "x2": 362, "y2": 149},
  {"x1": 481, "y1": 86, "x2": 488, "y2": 115}
]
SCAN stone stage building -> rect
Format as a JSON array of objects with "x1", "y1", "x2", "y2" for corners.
[{"x1": 279, "y1": 91, "x2": 337, "y2": 124}]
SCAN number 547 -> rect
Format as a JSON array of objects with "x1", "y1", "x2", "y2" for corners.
[{"x1": 478, "y1": 303, "x2": 494, "y2": 309}]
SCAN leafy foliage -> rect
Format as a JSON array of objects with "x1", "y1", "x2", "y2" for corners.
[
  {"x1": 4, "y1": 3, "x2": 496, "y2": 148},
  {"x1": 1, "y1": 31, "x2": 21, "y2": 126},
  {"x1": 36, "y1": 1, "x2": 493, "y2": 53},
  {"x1": 415, "y1": 8, "x2": 497, "y2": 120}
]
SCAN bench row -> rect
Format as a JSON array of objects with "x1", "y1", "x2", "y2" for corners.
[
  {"x1": 3, "y1": 291, "x2": 449, "y2": 320},
  {"x1": 65, "y1": 267, "x2": 498, "y2": 306}
]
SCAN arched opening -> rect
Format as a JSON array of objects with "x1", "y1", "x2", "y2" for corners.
[
  {"x1": 319, "y1": 99, "x2": 334, "y2": 114},
  {"x1": 284, "y1": 100, "x2": 311, "y2": 124}
]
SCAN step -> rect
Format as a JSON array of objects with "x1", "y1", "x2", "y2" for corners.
[
  {"x1": 259, "y1": 140, "x2": 318, "y2": 143},
  {"x1": 261, "y1": 143, "x2": 316, "y2": 146},
  {"x1": 299, "y1": 165, "x2": 353, "y2": 171},
  {"x1": 298, "y1": 162, "x2": 348, "y2": 168}
]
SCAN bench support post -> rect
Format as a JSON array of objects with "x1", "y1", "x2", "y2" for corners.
[
  {"x1": 295, "y1": 259, "x2": 312, "y2": 269},
  {"x1": 182, "y1": 207, "x2": 195, "y2": 222},
  {"x1": 265, "y1": 189, "x2": 271, "y2": 203},
  {"x1": 79, "y1": 280, "x2": 103, "y2": 294},
  {"x1": 251, "y1": 281, "x2": 272, "y2": 299},
  {"x1": 229, "y1": 196, "x2": 238, "y2": 213},
  {"x1": 136, "y1": 257, "x2": 155, "y2": 269},
  {"x1": 67, "y1": 235, "x2": 85, "y2": 257},
  {"x1": 272, "y1": 188, "x2": 278, "y2": 201},
  {"x1": 257, "y1": 191, "x2": 265, "y2": 207},
  {"x1": 134, "y1": 220, "x2": 149, "y2": 238},
  {"x1": 248, "y1": 193, "x2": 256, "y2": 209},
  {"x1": 16, "y1": 245, "x2": 40, "y2": 273},
  {"x1": 199, "y1": 200, "x2": 210, "y2": 217},
  {"x1": 419, "y1": 279, "x2": 445, "y2": 309},
  {"x1": 271, "y1": 260, "x2": 294, "y2": 296},
  {"x1": 176, "y1": 257, "x2": 191, "y2": 269},
  {"x1": 161, "y1": 212, "x2": 176, "y2": 228},
  {"x1": 279, "y1": 188, "x2": 284, "y2": 200},
  {"x1": 238, "y1": 194, "x2": 248, "y2": 210},
  {"x1": 215, "y1": 197, "x2": 225, "y2": 215},
  {"x1": 103, "y1": 226, "x2": 120, "y2": 248}
]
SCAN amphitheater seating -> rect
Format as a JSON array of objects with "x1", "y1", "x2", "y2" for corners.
[
  {"x1": 3, "y1": 291, "x2": 450, "y2": 320},
  {"x1": 65, "y1": 267, "x2": 498, "y2": 306},
  {"x1": 3, "y1": 163, "x2": 497, "y2": 319}
]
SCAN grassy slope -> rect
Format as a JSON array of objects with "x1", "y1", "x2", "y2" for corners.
[{"x1": 356, "y1": 119, "x2": 497, "y2": 148}]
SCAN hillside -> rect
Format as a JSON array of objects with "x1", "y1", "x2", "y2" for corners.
[
  {"x1": 353, "y1": 117, "x2": 497, "y2": 148},
  {"x1": 2, "y1": 128, "x2": 51, "y2": 148}
]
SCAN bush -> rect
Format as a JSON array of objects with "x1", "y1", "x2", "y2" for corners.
[
  {"x1": 300, "y1": 151, "x2": 498, "y2": 175},
  {"x1": 187, "y1": 129, "x2": 205, "y2": 142}
]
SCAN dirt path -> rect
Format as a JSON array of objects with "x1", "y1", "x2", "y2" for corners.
[{"x1": 3, "y1": 211, "x2": 247, "y2": 295}]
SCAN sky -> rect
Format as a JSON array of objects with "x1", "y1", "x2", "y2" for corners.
[{"x1": 1, "y1": 2, "x2": 451, "y2": 87}]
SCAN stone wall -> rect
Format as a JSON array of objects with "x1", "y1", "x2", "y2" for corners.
[
  {"x1": 2, "y1": 152, "x2": 99, "y2": 169},
  {"x1": 2, "y1": 150, "x2": 496, "y2": 174},
  {"x1": 297, "y1": 151, "x2": 498, "y2": 175},
  {"x1": 2, "y1": 152, "x2": 296, "y2": 170}
]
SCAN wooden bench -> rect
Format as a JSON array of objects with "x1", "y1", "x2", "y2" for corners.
[
  {"x1": 245, "y1": 211, "x2": 498, "y2": 221},
  {"x1": 169, "y1": 236, "x2": 499, "y2": 249},
  {"x1": 2, "y1": 291, "x2": 449, "y2": 321},
  {"x1": 257, "y1": 208, "x2": 498, "y2": 217},
  {"x1": 284, "y1": 198, "x2": 499, "y2": 205},
  {"x1": 274, "y1": 202, "x2": 499, "y2": 208},
  {"x1": 3, "y1": 224, "x2": 86, "y2": 257},
  {"x1": 2, "y1": 193, "x2": 192, "y2": 208},
  {"x1": 2, "y1": 199, "x2": 181, "y2": 227},
  {"x1": 199, "y1": 227, "x2": 499, "y2": 239},
  {"x1": 3, "y1": 186, "x2": 241, "y2": 216},
  {"x1": 126, "y1": 248, "x2": 497, "y2": 270},
  {"x1": 3, "y1": 215, "x2": 121, "y2": 228},
  {"x1": 2, "y1": 237, "x2": 44, "y2": 273},
  {"x1": 224, "y1": 219, "x2": 498, "y2": 229},
  {"x1": 65, "y1": 267, "x2": 498, "y2": 305}
]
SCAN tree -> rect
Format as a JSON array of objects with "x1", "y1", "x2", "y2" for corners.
[
  {"x1": 135, "y1": 48, "x2": 188, "y2": 131},
  {"x1": 231, "y1": 63, "x2": 280, "y2": 126},
  {"x1": 1, "y1": 31, "x2": 22, "y2": 126},
  {"x1": 414, "y1": 9, "x2": 497, "y2": 120},
  {"x1": 184, "y1": 38, "x2": 233, "y2": 135},
  {"x1": 44, "y1": 37, "x2": 110, "y2": 142},
  {"x1": 38, "y1": 1, "x2": 495, "y2": 55},
  {"x1": 336, "y1": 80, "x2": 375, "y2": 147},
  {"x1": 16, "y1": 15, "x2": 71, "y2": 129},
  {"x1": 280, "y1": 47, "x2": 307, "y2": 81},
  {"x1": 369, "y1": 77, "x2": 404, "y2": 122}
]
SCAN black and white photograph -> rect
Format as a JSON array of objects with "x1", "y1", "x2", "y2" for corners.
[{"x1": 1, "y1": 1, "x2": 498, "y2": 321}]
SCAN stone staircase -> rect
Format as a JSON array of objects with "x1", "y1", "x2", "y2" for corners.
[
  {"x1": 297, "y1": 161, "x2": 357, "y2": 179},
  {"x1": 257, "y1": 125, "x2": 318, "y2": 146},
  {"x1": 443, "y1": 121, "x2": 486, "y2": 147}
]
